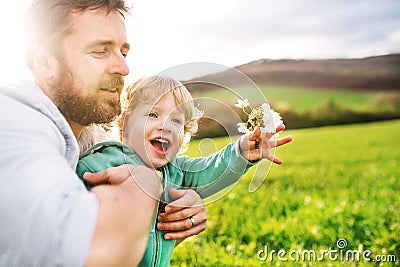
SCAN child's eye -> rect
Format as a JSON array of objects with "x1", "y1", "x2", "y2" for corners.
[
  {"x1": 147, "y1": 112, "x2": 158, "y2": 118},
  {"x1": 172, "y1": 118, "x2": 182, "y2": 124}
]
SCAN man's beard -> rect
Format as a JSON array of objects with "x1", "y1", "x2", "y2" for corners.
[{"x1": 50, "y1": 62, "x2": 122, "y2": 126}]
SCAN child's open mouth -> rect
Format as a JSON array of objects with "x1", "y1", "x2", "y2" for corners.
[{"x1": 150, "y1": 138, "x2": 170, "y2": 154}]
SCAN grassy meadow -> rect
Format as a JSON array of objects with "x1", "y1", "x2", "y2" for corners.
[
  {"x1": 191, "y1": 85, "x2": 397, "y2": 113},
  {"x1": 191, "y1": 84, "x2": 400, "y2": 138},
  {"x1": 259, "y1": 86, "x2": 384, "y2": 112},
  {"x1": 170, "y1": 120, "x2": 400, "y2": 266}
]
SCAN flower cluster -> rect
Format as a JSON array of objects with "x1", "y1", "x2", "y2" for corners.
[{"x1": 235, "y1": 99, "x2": 283, "y2": 138}]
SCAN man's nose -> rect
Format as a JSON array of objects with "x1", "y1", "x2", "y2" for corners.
[{"x1": 108, "y1": 52, "x2": 129, "y2": 76}]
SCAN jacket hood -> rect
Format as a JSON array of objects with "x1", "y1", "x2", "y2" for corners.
[{"x1": 0, "y1": 78, "x2": 79, "y2": 169}]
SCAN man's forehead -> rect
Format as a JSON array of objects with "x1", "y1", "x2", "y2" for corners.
[{"x1": 66, "y1": 8, "x2": 128, "y2": 43}]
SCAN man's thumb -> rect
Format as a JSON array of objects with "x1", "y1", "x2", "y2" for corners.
[
  {"x1": 83, "y1": 170, "x2": 109, "y2": 185},
  {"x1": 168, "y1": 188, "x2": 185, "y2": 201}
]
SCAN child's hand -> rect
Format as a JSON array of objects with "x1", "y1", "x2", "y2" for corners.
[{"x1": 239, "y1": 125, "x2": 293, "y2": 164}]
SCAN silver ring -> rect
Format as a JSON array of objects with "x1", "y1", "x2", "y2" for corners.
[{"x1": 189, "y1": 216, "x2": 195, "y2": 227}]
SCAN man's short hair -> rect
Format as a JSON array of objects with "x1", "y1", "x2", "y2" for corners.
[{"x1": 24, "y1": 0, "x2": 130, "y2": 70}]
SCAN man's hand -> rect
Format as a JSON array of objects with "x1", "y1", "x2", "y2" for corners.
[
  {"x1": 83, "y1": 164, "x2": 162, "y2": 198},
  {"x1": 240, "y1": 124, "x2": 293, "y2": 164},
  {"x1": 157, "y1": 188, "x2": 207, "y2": 244},
  {"x1": 83, "y1": 165, "x2": 131, "y2": 186}
]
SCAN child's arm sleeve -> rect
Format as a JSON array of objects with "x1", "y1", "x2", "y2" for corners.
[{"x1": 175, "y1": 141, "x2": 257, "y2": 198}]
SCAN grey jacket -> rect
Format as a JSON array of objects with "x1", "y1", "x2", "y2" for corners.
[{"x1": 0, "y1": 79, "x2": 98, "y2": 267}]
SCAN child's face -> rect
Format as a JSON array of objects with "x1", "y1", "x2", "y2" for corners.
[{"x1": 124, "y1": 92, "x2": 185, "y2": 168}]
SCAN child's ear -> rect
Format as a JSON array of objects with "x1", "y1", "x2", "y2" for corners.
[
  {"x1": 119, "y1": 125, "x2": 126, "y2": 142},
  {"x1": 119, "y1": 123, "x2": 129, "y2": 142}
]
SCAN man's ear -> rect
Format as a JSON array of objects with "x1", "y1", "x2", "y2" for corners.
[{"x1": 32, "y1": 48, "x2": 59, "y2": 80}]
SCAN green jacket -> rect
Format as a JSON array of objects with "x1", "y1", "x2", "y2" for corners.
[{"x1": 76, "y1": 141, "x2": 254, "y2": 267}]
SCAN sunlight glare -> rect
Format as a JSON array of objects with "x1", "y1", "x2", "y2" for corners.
[{"x1": 0, "y1": 1, "x2": 32, "y2": 83}]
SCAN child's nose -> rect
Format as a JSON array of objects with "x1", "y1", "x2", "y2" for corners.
[{"x1": 158, "y1": 118, "x2": 172, "y2": 132}]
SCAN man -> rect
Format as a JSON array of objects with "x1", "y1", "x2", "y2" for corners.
[{"x1": 0, "y1": 1, "x2": 205, "y2": 266}]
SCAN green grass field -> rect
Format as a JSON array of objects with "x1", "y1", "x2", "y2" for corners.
[
  {"x1": 191, "y1": 85, "x2": 396, "y2": 113},
  {"x1": 259, "y1": 86, "x2": 380, "y2": 112},
  {"x1": 170, "y1": 120, "x2": 400, "y2": 266}
]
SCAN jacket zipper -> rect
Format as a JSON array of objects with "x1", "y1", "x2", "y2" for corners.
[
  {"x1": 153, "y1": 203, "x2": 160, "y2": 267},
  {"x1": 154, "y1": 167, "x2": 167, "y2": 267}
]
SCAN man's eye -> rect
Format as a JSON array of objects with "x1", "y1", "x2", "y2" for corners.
[
  {"x1": 148, "y1": 113, "x2": 158, "y2": 118},
  {"x1": 91, "y1": 50, "x2": 107, "y2": 57}
]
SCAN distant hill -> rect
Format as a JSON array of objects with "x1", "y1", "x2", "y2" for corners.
[{"x1": 185, "y1": 54, "x2": 400, "y2": 91}]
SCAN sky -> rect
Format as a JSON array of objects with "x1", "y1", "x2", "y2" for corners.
[{"x1": 0, "y1": 0, "x2": 399, "y2": 82}]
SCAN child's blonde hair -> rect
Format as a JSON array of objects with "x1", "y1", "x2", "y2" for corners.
[{"x1": 117, "y1": 75, "x2": 203, "y2": 145}]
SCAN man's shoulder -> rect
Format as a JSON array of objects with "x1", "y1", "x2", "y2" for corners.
[
  {"x1": 0, "y1": 80, "x2": 63, "y2": 133},
  {"x1": 0, "y1": 80, "x2": 76, "y2": 159},
  {"x1": 1, "y1": 89, "x2": 43, "y2": 125}
]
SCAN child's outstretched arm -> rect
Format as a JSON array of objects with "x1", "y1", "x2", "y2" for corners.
[{"x1": 239, "y1": 124, "x2": 293, "y2": 164}]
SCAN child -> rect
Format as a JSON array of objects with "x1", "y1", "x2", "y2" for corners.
[{"x1": 77, "y1": 75, "x2": 291, "y2": 267}]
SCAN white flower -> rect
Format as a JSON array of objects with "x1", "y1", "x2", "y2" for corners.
[
  {"x1": 234, "y1": 99, "x2": 250, "y2": 109},
  {"x1": 261, "y1": 103, "x2": 283, "y2": 135},
  {"x1": 237, "y1": 123, "x2": 248, "y2": 133},
  {"x1": 236, "y1": 99, "x2": 284, "y2": 140}
]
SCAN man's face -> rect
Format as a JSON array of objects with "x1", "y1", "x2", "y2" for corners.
[{"x1": 49, "y1": 8, "x2": 130, "y2": 125}]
